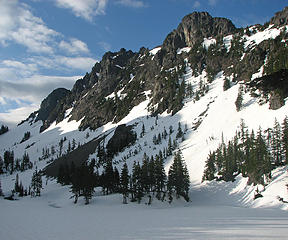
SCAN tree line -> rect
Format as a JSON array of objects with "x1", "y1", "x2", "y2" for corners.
[
  {"x1": 203, "y1": 117, "x2": 288, "y2": 185},
  {"x1": 57, "y1": 149, "x2": 190, "y2": 205}
]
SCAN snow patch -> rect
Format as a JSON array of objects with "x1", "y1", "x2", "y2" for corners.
[
  {"x1": 223, "y1": 35, "x2": 233, "y2": 52},
  {"x1": 149, "y1": 47, "x2": 161, "y2": 55},
  {"x1": 177, "y1": 47, "x2": 191, "y2": 55},
  {"x1": 244, "y1": 26, "x2": 284, "y2": 50},
  {"x1": 202, "y1": 38, "x2": 216, "y2": 50}
]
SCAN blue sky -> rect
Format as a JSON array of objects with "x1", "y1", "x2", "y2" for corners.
[{"x1": 0, "y1": 0, "x2": 287, "y2": 126}]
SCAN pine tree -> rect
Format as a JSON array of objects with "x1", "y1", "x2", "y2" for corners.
[
  {"x1": 167, "y1": 136, "x2": 173, "y2": 156},
  {"x1": 131, "y1": 161, "x2": 143, "y2": 203},
  {"x1": 141, "y1": 154, "x2": 150, "y2": 194},
  {"x1": 176, "y1": 122, "x2": 183, "y2": 139},
  {"x1": 202, "y1": 152, "x2": 216, "y2": 181},
  {"x1": 82, "y1": 165, "x2": 95, "y2": 204},
  {"x1": 235, "y1": 86, "x2": 243, "y2": 112},
  {"x1": 72, "y1": 139, "x2": 76, "y2": 150},
  {"x1": 31, "y1": 169, "x2": 42, "y2": 197},
  {"x1": 167, "y1": 150, "x2": 190, "y2": 202},
  {"x1": 272, "y1": 118, "x2": 282, "y2": 166},
  {"x1": 103, "y1": 160, "x2": 114, "y2": 195},
  {"x1": 148, "y1": 156, "x2": 156, "y2": 192},
  {"x1": 282, "y1": 116, "x2": 288, "y2": 164},
  {"x1": 0, "y1": 156, "x2": 4, "y2": 174},
  {"x1": 223, "y1": 78, "x2": 231, "y2": 91},
  {"x1": 15, "y1": 173, "x2": 20, "y2": 193},
  {"x1": 140, "y1": 124, "x2": 145, "y2": 138},
  {"x1": 71, "y1": 165, "x2": 95, "y2": 204},
  {"x1": 113, "y1": 167, "x2": 120, "y2": 192},
  {"x1": 154, "y1": 154, "x2": 166, "y2": 200},
  {"x1": 120, "y1": 163, "x2": 129, "y2": 204}
]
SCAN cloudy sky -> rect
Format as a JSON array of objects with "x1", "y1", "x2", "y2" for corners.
[{"x1": 0, "y1": 0, "x2": 286, "y2": 127}]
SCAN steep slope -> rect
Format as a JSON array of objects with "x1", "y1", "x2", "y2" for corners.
[{"x1": 1, "y1": 7, "x2": 288, "y2": 211}]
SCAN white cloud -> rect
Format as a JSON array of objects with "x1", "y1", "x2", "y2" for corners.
[
  {"x1": 116, "y1": 0, "x2": 145, "y2": 8},
  {"x1": 0, "y1": 0, "x2": 59, "y2": 54},
  {"x1": 0, "y1": 75, "x2": 81, "y2": 104},
  {"x1": 55, "y1": 56, "x2": 97, "y2": 71},
  {"x1": 59, "y1": 38, "x2": 90, "y2": 55},
  {"x1": 54, "y1": 0, "x2": 108, "y2": 21},
  {"x1": 2, "y1": 60, "x2": 38, "y2": 76},
  {"x1": 0, "y1": 104, "x2": 39, "y2": 127},
  {"x1": 0, "y1": 68, "x2": 94, "y2": 126},
  {"x1": 193, "y1": 1, "x2": 201, "y2": 8}
]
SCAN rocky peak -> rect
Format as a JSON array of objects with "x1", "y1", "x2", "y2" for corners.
[
  {"x1": 270, "y1": 6, "x2": 288, "y2": 26},
  {"x1": 163, "y1": 11, "x2": 236, "y2": 51}
]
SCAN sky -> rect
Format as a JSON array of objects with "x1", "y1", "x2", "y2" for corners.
[{"x1": 0, "y1": 0, "x2": 287, "y2": 127}]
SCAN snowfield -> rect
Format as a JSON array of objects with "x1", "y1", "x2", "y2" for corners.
[{"x1": 1, "y1": 181, "x2": 288, "y2": 240}]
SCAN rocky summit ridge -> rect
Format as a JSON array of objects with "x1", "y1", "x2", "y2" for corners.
[{"x1": 26, "y1": 7, "x2": 288, "y2": 132}]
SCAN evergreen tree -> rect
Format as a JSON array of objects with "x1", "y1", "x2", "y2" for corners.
[
  {"x1": 0, "y1": 156, "x2": 3, "y2": 174},
  {"x1": 167, "y1": 136, "x2": 173, "y2": 156},
  {"x1": 272, "y1": 118, "x2": 282, "y2": 166},
  {"x1": 223, "y1": 78, "x2": 231, "y2": 91},
  {"x1": 148, "y1": 156, "x2": 156, "y2": 192},
  {"x1": 71, "y1": 165, "x2": 95, "y2": 204},
  {"x1": 120, "y1": 163, "x2": 129, "y2": 204},
  {"x1": 235, "y1": 86, "x2": 243, "y2": 112},
  {"x1": 72, "y1": 139, "x2": 76, "y2": 150},
  {"x1": 31, "y1": 169, "x2": 42, "y2": 197},
  {"x1": 154, "y1": 154, "x2": 166, "y2": 200},
  {"x1": 167, "y1": 150, "x2": 190, "y2": 202},
  {"x1": 82, "y1": 165, "x2": 95, "y2": 204},
  {"x1": 163, "y1": 127, "x2": 168, "y2": 140},
  {"x1": 141, "y1": 154, "x2": 150, "y2": 194},
  {"x1": 131, "y1": 161, "x2": 143, "y2": 203},
  {"x1": 202, "y1": 152, "x2": 216, "y2": 181},
  {"x1": 15, "y1": 173, "x2": 20, "y2": 193},
  {"x1": 103, "y1": 160, "x2": 114, "y2": 195},
  {"x1": 0, "y1": 125, "x2": 8, "y2": 135},
  {"x1": 176, "y1": 122, "x2": 183, "y2": 139},
  {"x1": 67, "y1": 141, "x2": 71, "y2": 153},
  {"x1": 282, "y1": 116, "x2": 288, "y2": 164},
  {"x1": 22, "y1": 152, "x2": 31, "y2": 171},
  {"x1": 113, "y1": 167, "x2": 120, "y2": 192},
  {"x1": 140, "y1": 124, "x2": 145, "y2": 138}
]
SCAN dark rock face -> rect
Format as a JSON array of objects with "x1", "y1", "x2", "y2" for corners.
[
  {"x1": 106, "y1": 124, "x2": 136, "y2": 158},
  {"x1": 269, "y1": 90, "x2": 285, "y2": 110},
  {"x1": 270, "y1": 6, "x2": 288, "y2": 26},
  {"x1": 36, "y1": 88, "x2": 70, "y2": 122},
  {"x1": 36, "y1": 88, "x2": 70, "y2": 132},
  {"x1": 163, "y1": 12, "x2": 236, "y2": 51},
  {"x1": 248, "y1": 69, "x2": 288, "y2": 110}
]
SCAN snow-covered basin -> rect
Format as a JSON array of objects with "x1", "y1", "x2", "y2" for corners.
[{"x1": 1, "y1": 182, "x2": 288, "y2": 240}]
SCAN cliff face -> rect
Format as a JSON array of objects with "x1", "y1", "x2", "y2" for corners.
[
  {"x1": 34, "y1": 7, "x2": 288, "y2": 132},
  {"x1": 163, "y1": 12, "x2": 236, "y2": 51}
]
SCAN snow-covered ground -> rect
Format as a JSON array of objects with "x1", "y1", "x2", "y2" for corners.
[{"x1": 1, "y1": 181, "x2": 288, "y2": 240}]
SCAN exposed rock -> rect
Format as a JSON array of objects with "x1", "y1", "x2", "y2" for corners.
[
  {"x1": 106, "y1": 124, "x2": 137, "y2": 158},
  {"x1": 36, "y1": 88, "x2": 70, "y2": 132},
  {"x1": 270, "y1": 6, "x2": 288, "y2": 26},
  {"x1": 163, "y1": 11, "x2": 236, "y2": 51},
  {"x1": 269, "y1": 90, "x2": 285, "y2": 110}
]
